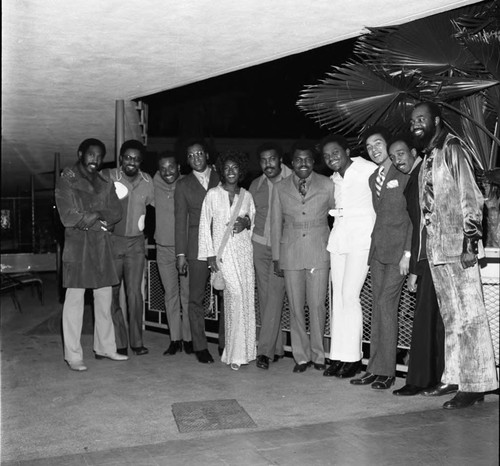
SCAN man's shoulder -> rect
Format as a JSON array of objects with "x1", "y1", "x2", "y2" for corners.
[
  {"x1": 176, "y1": 172, "x2": 194, "y2": 188},
  {"x1": 140, "y1": 171, "x2": 153, "y2": 183},
  {"x1": 100, "y1": 167, "x2": 118, "y2": 181},
  {"x1": 353, "y1": 157, "x2": 377, "y2": 174},
  {"x1": 249, "y1": 174, "x2": 264, "y2": 192}
]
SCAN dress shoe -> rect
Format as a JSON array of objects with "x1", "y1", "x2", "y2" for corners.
[
  {"x1": 163, "y1": 340, "x2": 182, "y2": 356},
  {"x1": 131, "y1": 346, "x2": 149, "y2": 356},
  {"x1": 183, "y1": 341, "x2": 194, "y2": 354},
  {"x1": 218, "y1": 347, "x2": 224, "y2": 357},
  {"x1": 371, "y1": 376, "x2": 395, "y2": 390},
  {"x1": 336, "y1": 360, "x2": 362, "y2": 379},
  {"x1": 312, "y1": 362, "x2": 326, "y2": 371},
  {"x1": 350, "y1": 372, "x2": 377, "y2": 385},
  {"x1": 116, "y1": 347, "x2": 128, "y2": 356},
  {"x1": 67, "y1": 360, "x2": 87, "y2": 371},
  {"x1": 323, "y1": 360, "x2": 343, "y2": 377},
  {"x1": 95, "y1": 352, "x2": 129, "y2": 361},
  {"x1": 421, "y1": 383, "x2": 459, "y2": 397},
  {"x1": 393, "y1": 384, "x2": 424, "y2": 396},
  {"x1": 293, "y1": 363, "x2": 309, "y2": 373},
  {"x1": 443, "y1": 391, "x2": 485, "y2": 410},
  {"x1": 273, "y1": 354, "x2": 284, "y2": 362},
  {"x1": 256, "y1": 355, "x2": 270, "y2": 370},
  {"x1": 230, "y1": 363, "x2": 240, "y2": 371},
  {"x1": 196, "y1": 349, "x2": 214, "y2": 364}
]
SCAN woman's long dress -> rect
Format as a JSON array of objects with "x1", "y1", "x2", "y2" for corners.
[{"x1": 198, "y1": 185, "x2": 257, "y2": 366}]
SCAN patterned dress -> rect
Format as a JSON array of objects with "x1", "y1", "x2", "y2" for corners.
[{"x1": 198, "y1": 185, "x2": 257, "y2": 366}]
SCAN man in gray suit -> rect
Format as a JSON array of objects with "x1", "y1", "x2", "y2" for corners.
[
  {"x1": 271, "y1": 141, "x2": 335, "y2": 373},
  {"x1": 351, "y1": 126, "x2": 412, "y2": 389}
]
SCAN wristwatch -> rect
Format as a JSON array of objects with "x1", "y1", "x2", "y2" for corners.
[{"x1": 403, "y1": 251, "x2": 411, "y2": 258}]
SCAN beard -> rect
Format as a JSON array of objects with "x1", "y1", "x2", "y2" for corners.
[{"x1": 413, "y1": 124, "x2": 436, "y2": 151}]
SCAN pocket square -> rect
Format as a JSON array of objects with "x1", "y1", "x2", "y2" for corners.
[{"x1": 387, "y1": 180, "x2": 399, "y2": 189}]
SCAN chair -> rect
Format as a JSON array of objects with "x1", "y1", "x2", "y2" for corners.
[{"x1": 0, "y1": 272, "x2": 44, "y2": 313}]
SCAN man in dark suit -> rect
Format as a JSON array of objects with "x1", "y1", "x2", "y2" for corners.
[
  {"x1": 388, "y1": 133, "x2": 444, "y2": 396},
  {"x1": 271, "y1": 141, "x2": 335, "y2": 373},
  {"x1": 174, "y1": 139, "x2": 222, "y2": 363},
  {"x1": 351, "y1": 126, "x2": 411, "y2": 389}
]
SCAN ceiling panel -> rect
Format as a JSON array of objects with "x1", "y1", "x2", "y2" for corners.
[{"x1": 1, "y1": 0, "x2": 482, "y2": 195}]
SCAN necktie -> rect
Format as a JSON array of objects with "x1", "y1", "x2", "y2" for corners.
[
  {"x1": 375, "y1": 166, "x2": 385, "y2": 197},
  {"x1": 299, "y1": 178, "x2": 307, "y2": 199}
]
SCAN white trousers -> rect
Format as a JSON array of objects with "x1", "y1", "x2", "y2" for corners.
[
  {"x1": 62, "y1": 287, "x2": 116, "y2": 362},
  {"x1": 329, "y1": 251, "x2": 370, "y2": 362}
]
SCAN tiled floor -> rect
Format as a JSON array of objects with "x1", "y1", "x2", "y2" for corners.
[
  {"x1": 3, "y1": 406, "x2": 498, "y2": 465},
  {"x1": 1, "y1": 273, "x2": 498, "y2": 465}
]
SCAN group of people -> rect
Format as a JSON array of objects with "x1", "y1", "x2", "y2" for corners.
[{"x1": 56, "y1": 100, "x2": 498, "y2": 410}]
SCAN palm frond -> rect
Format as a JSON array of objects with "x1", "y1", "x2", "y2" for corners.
[
  {"x1": 459, "y1": 94, "x2": 491, "y2": 171},
  {"x1": 453, "y1": 0, "x2": 499, "y2": 35},
  {"x1": 356, "y1": 10, "x2": 484, "y2": 77},
  {"x1": 297, "y1": 62, "x2": 421, "y2": 134},
  {"x1": 459, "y1": 31, "x2": 500, "y2": 80},
  {"x1": 485, "y1": 85, "x2": 500, "y2": 115},
  {"x1": 423, "y1": 77, "x2": 499, "y2": 101}
]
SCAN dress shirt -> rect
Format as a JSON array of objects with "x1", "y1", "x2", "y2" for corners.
[
  {"x1": 193, "y1": 167, "x2": 211, "y2": 190},
  {"x1": 327, "y1": 157, "x2": 377, "y2": 254},
  {"x1": 103, "y1": 168, "x2": 155, "y2": 237}
]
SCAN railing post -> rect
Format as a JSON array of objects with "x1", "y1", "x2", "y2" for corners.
[{"x1": 115, "y1": 100, "x2": 125, "y2": 168}]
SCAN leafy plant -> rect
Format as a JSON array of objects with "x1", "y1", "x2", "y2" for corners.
[{"x1": 297, "y1": 0, "x2": 500, "y2": 246}]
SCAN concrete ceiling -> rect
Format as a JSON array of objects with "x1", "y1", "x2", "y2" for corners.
[{"x1": 1, "y1": 0, "x2": 483, "y2": 195}]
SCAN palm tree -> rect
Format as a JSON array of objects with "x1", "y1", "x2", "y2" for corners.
[{"x1": 297, "y1": 0, "x2": 500, "y2": 245}]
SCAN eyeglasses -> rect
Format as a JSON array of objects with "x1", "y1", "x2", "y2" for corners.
[
  {"x1": 122, "y1": 154, "x2": 142, "y2": 163},
  {"x1": 187, "y1": 151, "x2": 205, "y2": 160}
]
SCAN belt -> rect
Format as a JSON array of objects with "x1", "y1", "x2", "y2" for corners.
[
  {"x1": 329, "y1": 208, "x2": 373, "y2": 218},
  {"x1": 289, "y1": 219, "x2": 327, "y2": 229}
]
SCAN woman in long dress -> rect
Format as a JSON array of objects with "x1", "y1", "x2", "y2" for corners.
[{"x1": 198, "y1": 151, "x2": 256, "y2": 370}]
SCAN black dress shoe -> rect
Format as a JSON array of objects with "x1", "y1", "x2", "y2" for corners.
[
  {"x1": 196, "y1": 349, "x2": 214, "y2": 364},
  {"x1": 218, "y1": 347, "x2": 224, "y2": 357},
  {"x1": 336, "y1": 360, "x2": 362, "y2": 379},
  {"x1": 421, "y1": 383, "x2": 459, "y2": 397},
  {"x1": 371, "y1": 376, "x2": 395, "y2": 390},
  {"x1": 256, "y1": 355, "x2": 270, "y2": 370},
  {"x1": 163, "y1": 340, "x2": 182, "y2": 356},
  {"x1": 293, "y1": 363, "x2": 308, "y2": 373},
  {"x1": 351, "y1": 372, "x2": 377, "y2": 385},
  {"x1": 323, "y1": 360, "x2": 343, "y2": 377},
  {"x1": 183, "y1": 341, "x2": 194, "y2": 354},
  {"x1": 393, "y1": 384, "x2": 424, "y2": 396},
  {"x1": 273, "y1": 354, "x2": 284, "y2": 362},
  {"x1": 313, "y1": 362, "x2": 326, "y2": 371},
  {"x1": 131, "y1": 346, "x2": 149, "y2": 356},
  {"x1": 116, "y1": 347, "x2": 128, "y2": 356},
  {"x1": 443, "y1": 391, "x2": 485, "y2": 410}
]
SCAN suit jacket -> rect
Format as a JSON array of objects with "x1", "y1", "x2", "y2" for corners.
[
  {"x1": 174, "y1": 169, "x2": 220, "y2": 260},
  {"x1": 271, "y1": 171, "x2": 335, "y2": 270},
  {"x1": 418, "y1": 131, "x2": 483, "y2": 265},
  {"x1": 368, "y1": 163, "x2": 411, "y2": 265},
  {"x1": 403, "y1": 160, "x2": 424, "y2": 275}
]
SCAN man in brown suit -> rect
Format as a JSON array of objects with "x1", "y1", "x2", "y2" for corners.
[
  {"x1": 271, "y1": 141, "x2": 335, "y2": 373},
  {"x1": 174, "y1": 139, "x2": 222, "y2": 363}
]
